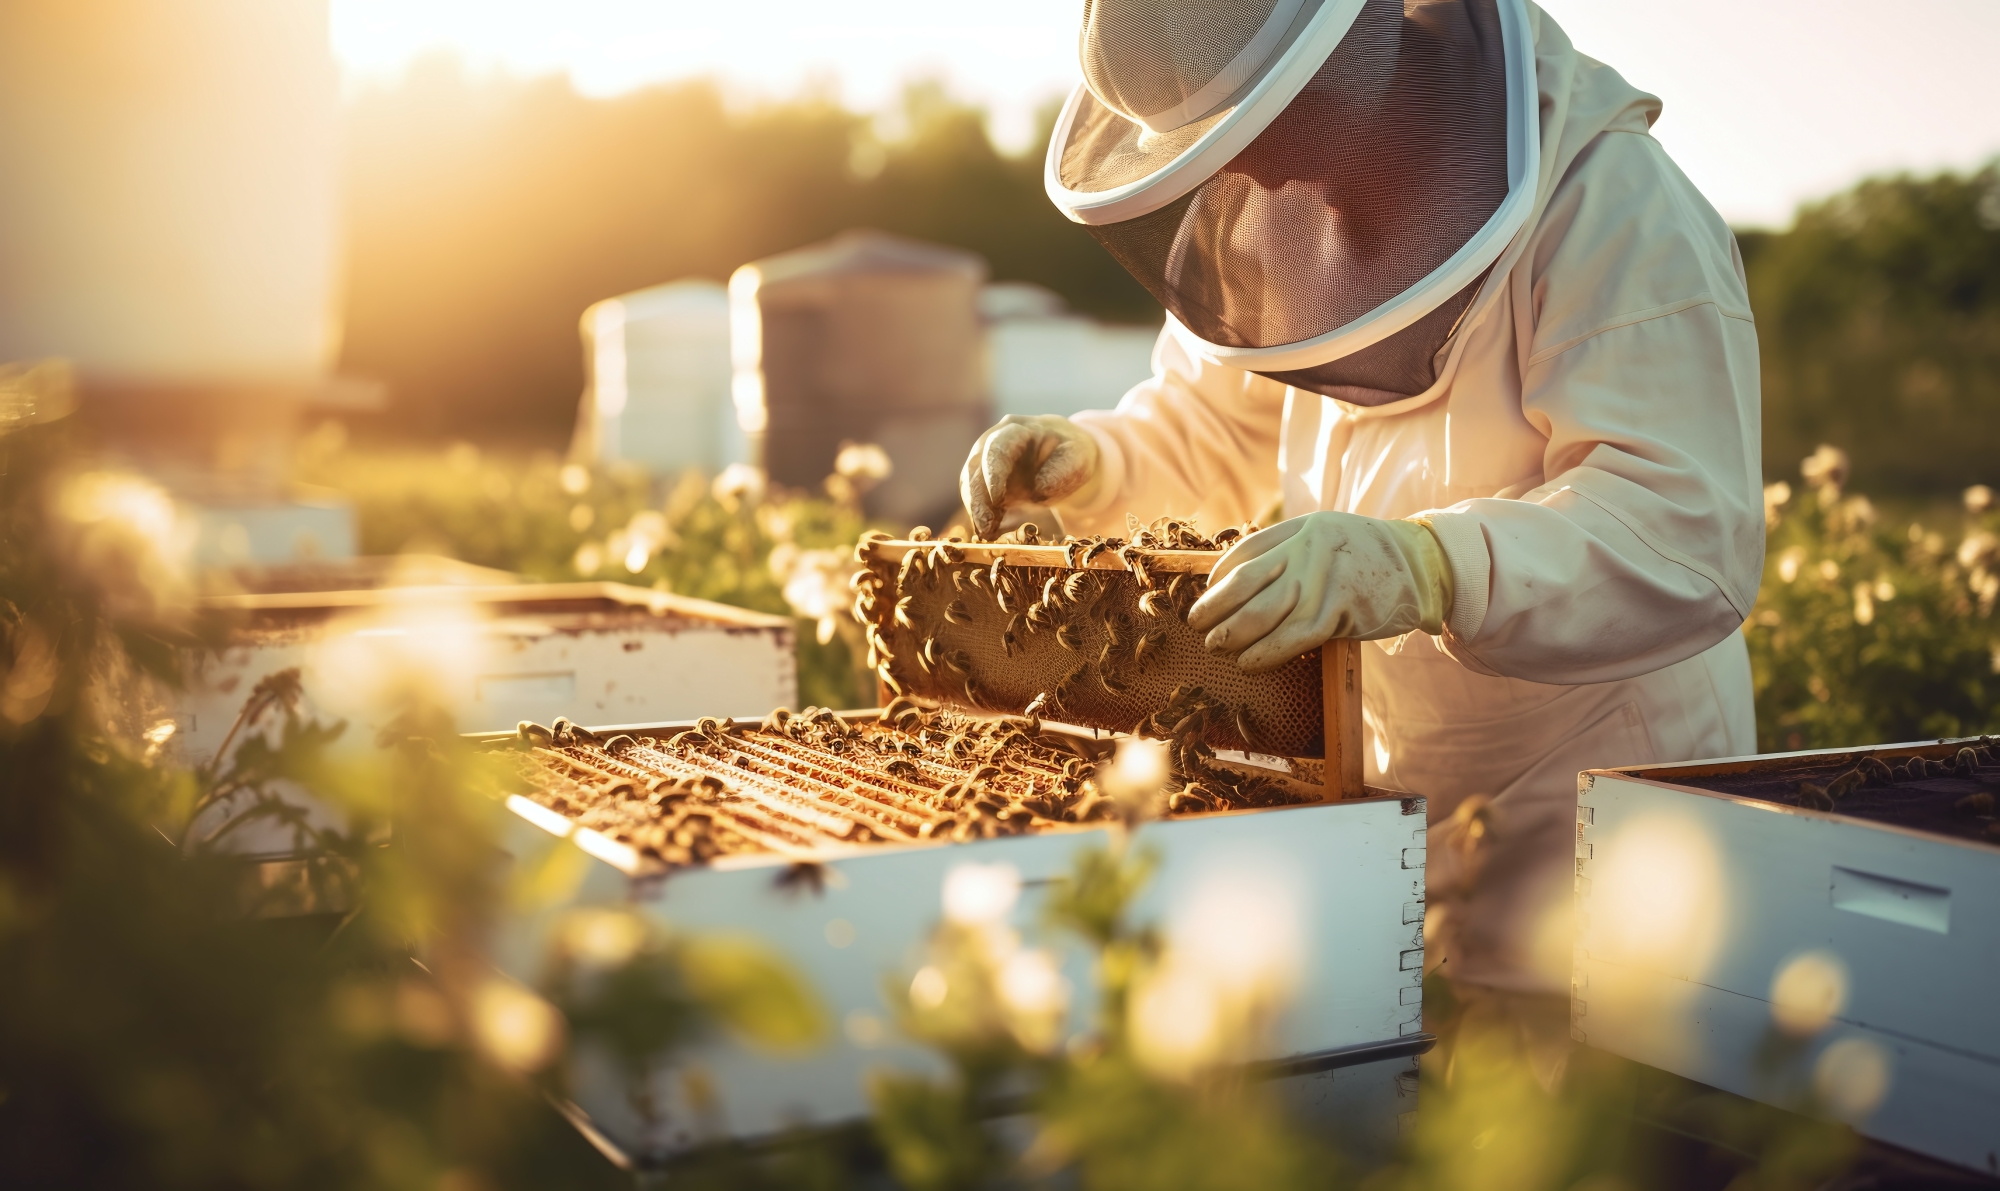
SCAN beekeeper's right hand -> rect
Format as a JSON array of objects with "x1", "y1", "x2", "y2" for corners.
[{"x1": 960, "y1": 415, "x2": 1102, "y2": 541}]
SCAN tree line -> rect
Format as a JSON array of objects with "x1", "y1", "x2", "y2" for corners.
[{"x1": 338, "y1": 58, "x2": 2000, "y2": 494}]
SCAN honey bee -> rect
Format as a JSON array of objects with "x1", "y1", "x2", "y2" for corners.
[
  {"x1": 910, "y1": 526, "x2": 933, "y2": 542},
  {"x1": 1042, "y1": 575, "x2": 1065, "y2": 608},
  {"x1": 1056, "y1": 624, "x2": 1082, "y2": 651},
  {"x1": 1137, "y1": 589, "x2": 1170, "y2": 617},
  {"x1": 1099, "y1": 670, "x2": 1131, "y2": 695},
  {"x1": 1023, "y1": 692, "x2": 1052, "y2": 727},
  {"x1": 1858, "y1": 755, "x2": 1894, "y2": 785},
  {"x1": 894, "y1": 596, "x2": 917, "y2": 630},
  {"x1": 915, "y1": 637, "x2": 938, "y2": 674},
  {"x1": 518, "y1": 720, "x2": 553, "y2": 745},
  {"x1": 989, "y1": 554, "x2": 1008, "y2": 586},
  {"x1": 1231, "y1": 705, "x2": 1264, "y2": 752},
  {"x1": 1025, "y1": 602, "x2": 1053, "y2": 631},
  {"x1": 944, "y1": 598, "x2": 972, "y2": 625},
  {"x1": 951, "y1": 569, "x2": 968, "y2": 593},
  {"x1": 1133, "y1": 627, "x2": 1166, "y2": 668},
  {"x1": 773, "y1": 861, "x2": 827, "y2": 896},
  {"x1": 939, "y1": 649, "x2": 971, "y2": 678},
  {"x1": 1213, "y1": 526, "x2": 1243, "y2": 546},
  {"x1": 877, "y1": 666, "x2": 905, "y2": 697}
]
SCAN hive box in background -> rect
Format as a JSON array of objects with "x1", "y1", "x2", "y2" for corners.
[
  {"x1": 172, "y1": 584, "x2": 794, "y2": 856},
  {"x1": 1573, "y1": 741, "x2": 2000, "y2": 1177},
  {"x1": 491, "y1": 748, "x2": 1429, "y2": 1168}
]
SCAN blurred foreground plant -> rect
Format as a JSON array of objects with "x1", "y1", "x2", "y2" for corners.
[
  {"x1": 0, "y1": 419, "x2": 826, "y2": 1188},
  {"x1": 870, "y1": 845, "x2": 1340, "y2": 1191},
  {"x1": 1747, "y1": 444, "x2": 2000, "y2": 750}
]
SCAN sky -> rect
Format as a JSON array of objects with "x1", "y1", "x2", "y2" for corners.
[{"x1": 330, "y1": 0, "x2": 2000, "y2": 229}]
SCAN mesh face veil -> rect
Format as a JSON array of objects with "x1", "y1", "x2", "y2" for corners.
[{"x1": 1047, "y1": 0, "x2": 1540, "y2": 404}]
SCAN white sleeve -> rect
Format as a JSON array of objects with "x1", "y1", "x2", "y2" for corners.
[
  {"x1": 1427, "y1": 299, "x2": 1765, "y2": 684},
  {"x1": 1057, "y1": 327, "x2": 1287, "y2": 538}
]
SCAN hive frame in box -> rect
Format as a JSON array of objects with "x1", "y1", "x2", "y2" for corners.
[
  {"x1": 858, "y1": 539, "x2": 1365, "y2": 800},
  {"x1": 168, "y1": 582, "x2": 793, "y2": 875},
  {"x1": 478, "y1": 713, "x2": 1428, "y2": 1169},
  {"x1": 1574, "y1": 739, "x2": 2000, "y2": 1176}
]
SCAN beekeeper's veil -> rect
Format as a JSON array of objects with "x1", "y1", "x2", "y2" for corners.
[{"x1": 1047, "y1": 0, "x2": 1539, "y2": 403}]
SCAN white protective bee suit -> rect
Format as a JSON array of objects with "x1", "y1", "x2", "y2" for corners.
[{"x1": 1043, "y1": 5, "x2": 1763, "y2": 991}]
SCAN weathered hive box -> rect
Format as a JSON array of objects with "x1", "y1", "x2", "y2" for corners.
[
  {"x1": 1573, "y1": 739, "x2": 2000, "y2": 1176},
  {"x1": 488, "y1": 712, "x2": 1428, "y2": 1168},
  {"x1": 176, "y1": 583, "x2": 793, "y2": 855}
]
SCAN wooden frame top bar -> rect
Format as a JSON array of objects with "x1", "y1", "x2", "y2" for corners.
[{"x1": 859, "y1": 538, "x2": 1222, "y2": 575}]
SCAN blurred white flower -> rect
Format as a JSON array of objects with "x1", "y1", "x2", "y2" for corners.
[
  {"x1": 1777, "y1": 546, "x2": 1806, "y2": 584},
  {"x1": 909, "y1": 965, "x2": 948, "y2": 1009},
  {"x1": 1762, "y1": 481, "x2": 1792, "y2": 527},
  {"x1": 1965, "y1": 484, "x2": 1993, "y2": 514},
  {"x1": 1130, "y1": 864, "x2": 1304, "y2": 1080},
  {"x1": 997, "y1": 948, "x2": 1071, "y2": 1052},
  {"x1": 713, "y1": 463, "x2": 766, "y2": 506},
  {"x1": 571, "y1": 542, "x2": 604, "y2": 576},
  {"x1": 1801, "y1": 444, "x2": 1849, "y2": 493},
  {"x1": 1771, "y1": 950, "x2": 1847, "y2": 1036},
  {"x1": 1173, "y1": 867, "x2": 1303, "y2": 1002},
  {"x1": 472, "y1": 978, "x2": 565, "y2": 1072},
  {"x1": 1099, "y1": 737, "x2": 1171, "y2": 813},
  {"x1": 1958, "y1": 530, "x2": 1997, "y2": 570},
  {"x1": 1814, "y1": 1036, "x2": 1892, "y2": 1119},
  {"x1": 561, "y1": 908, "x2": 645, "y2": 967},
  {"x1": 997, "y1": 948, "x2": 1067, "y2": 1017},
  {"x1": 834, "y1": 441, "x2": 893, "y2": 482},
  {"x1": 1130, "y1": 965, "x2": 1224, "y2": 1079},
  {"x1": 559, "y1": 463, "x2": 591, "y2": 496},
  {"x1": 1818, "y1": 559, "x2": 1841, "y2": 582},
  {"x1": 567, "y1": 503, "x2": 595, "y2": 532},
  {"x1": 54, "y1": 470, "x2": 195, "y2": 619},
  {"x1": 943, "y1": 863, "x2": 1020, "y2": 927},
  {"x1": 772, "y1": 546, "x2": 860, "y2": 645},
  {"x1": 1852, "y1": 583, "x2": 1875, "y2": 626}
]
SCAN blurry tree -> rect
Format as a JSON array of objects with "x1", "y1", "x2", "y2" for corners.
[
  {"x1": 339, "y1": 62, "x2": 1155, "y2": 445},
  {"x1": 1744, "y1": 162, "x2": 2000, "y2": 495}
]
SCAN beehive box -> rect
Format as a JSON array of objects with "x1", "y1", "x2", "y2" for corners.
[
  {"x1": 175, "y1": 582, "x2": 794, "y2": 856},
  {"x1": 486, "y1": 713, "x2": 1428, "y2": 1168},
  {"x1": 1573, "y1": 739, "x2": 2000, "y2": 1176}
]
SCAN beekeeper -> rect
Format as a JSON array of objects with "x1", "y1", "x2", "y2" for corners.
[{"x1": 961, "y1": 0, "x2": 1761, "y2": 992}]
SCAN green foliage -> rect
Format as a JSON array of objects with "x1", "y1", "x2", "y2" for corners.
[
  {"x1": 1746, "y1": 162, "x2": 2000, "y2": 495},
  {"x1": 297, "y1": 434, "x2": 877, "y2": 710},
  {"x1": 1745, "y1": 451, "x2": 2000, "y2": 751}
]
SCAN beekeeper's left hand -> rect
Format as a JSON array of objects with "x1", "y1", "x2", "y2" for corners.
[{"x1": 1187, "y1": 512, "x2": 1455, "y2": 672}]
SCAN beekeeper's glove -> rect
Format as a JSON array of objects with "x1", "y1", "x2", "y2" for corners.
[
  {"x1": 1187, "y1": 512, "x2": 1455, "y2": 673},
  {"x1": 960, "y1": 415, "x2": 1102, "y2": 540}
]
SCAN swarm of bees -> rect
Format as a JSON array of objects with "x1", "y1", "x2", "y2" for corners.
[
  {"x1": 496, "y1": 689, "x2": 1309, "y2": 871},
  {"x1": 1789, "y1": 740, "x2": 2000, "y2": 842},
  {"x1": 852, "y1": 517, "x2": 1330, "y2": 759}
]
